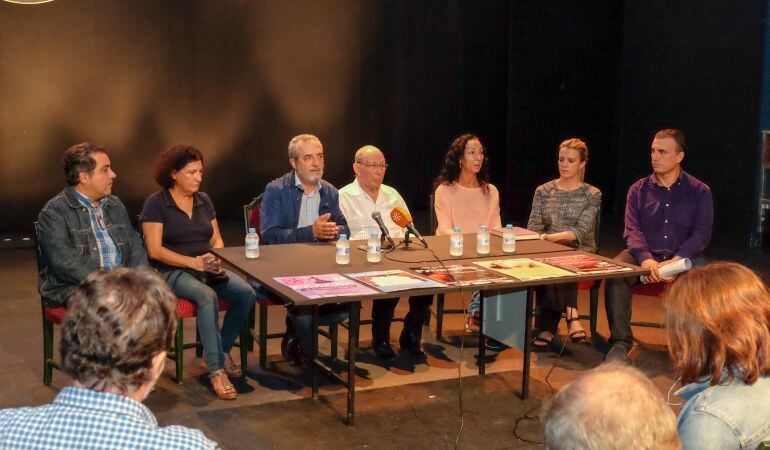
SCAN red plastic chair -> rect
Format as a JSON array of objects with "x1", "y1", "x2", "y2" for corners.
[
  {"x1": 169, "y1": 297, "x2": 250, "y2": 384},
  {"x1": 42, "y1": 305, "x2": 67, "y2": 385}
]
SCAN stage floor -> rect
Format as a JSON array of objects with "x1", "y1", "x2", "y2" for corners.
[{"x1": 1, "y1": 220, "x2": 765, "y2": 449}]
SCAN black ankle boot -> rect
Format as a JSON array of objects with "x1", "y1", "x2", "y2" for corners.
[
  {"x1": 371, "y1": 318, "x2": 396, "y2": 360},
  {"x1": 399, "y1": 327, "x2": 426, "y2": 359}
]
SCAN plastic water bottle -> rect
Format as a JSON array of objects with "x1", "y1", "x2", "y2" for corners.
[
  {"x1": 336, "y1": 234, "x2": 350, "y2": 265},
  {"x1": 367, "y1": 232, "x2": 381, "y2": 263},
  {"x1": 502, "y1": 224, "x2": 516, "y2": 254},
  {"x1": 245, "y1": 227, "x2": 260, "y2": 259},
  {"x1": 476, "y1": 225, "x2": 490, "y2": 255},
  {"x1": 450, "y1": 227, "x2": 464, "y2": 257}
]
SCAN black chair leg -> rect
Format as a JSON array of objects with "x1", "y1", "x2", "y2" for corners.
[
  {"x1": 330, "y1": 323, "x2": 339, "y2": 361},
  {"x1": 175, "y1": 319, "x2": 184, "y2": 384},
  {"x1": 195, "y1": 321, "x2": 203, "y2": 358},
  {"x1": 239, "y1": 320, "x2": 249, "y2": 371},
  {"x1": 589, "y1": 282, "x2": 600, "y2": 346},
  {"x1": 259, "y1": 303, "x2": 268, "y2": 368},
  {"x1": 435, "y1": 294, "x2": 445, "y2": 341},
  {"x1": 43, "y1": 317, "x2": 53, "y2": 385},
  {"x1": 247, "y1": 304, "x2": 256, "y2": 351}
]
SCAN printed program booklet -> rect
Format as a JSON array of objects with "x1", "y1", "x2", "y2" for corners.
[
  {"x1": 274, "y1": 273, "x2": 378, "y2": 299},
  {"x1": 474, "y1": 258, "x2": 575, "y2": 281},
  {"x1": 410, "y1": 264, "x2": 511, "y2": 287},
  {"x1": 534, "y1": 254, "x2": 633, "y2": 275},
  {"x1": 490, "y1": 226, "x2": 540, "y2": 240},
  {"x1": 344, "y1": 269, "x2": 446, "y2": 293}
]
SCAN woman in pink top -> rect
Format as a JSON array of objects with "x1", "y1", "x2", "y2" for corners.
[
  {"x1": 434, "y1": 134, "x2": 502, "y2": 337},
  {"x1": 434, "y1": 134, "x2": 502, "y2": 236}
]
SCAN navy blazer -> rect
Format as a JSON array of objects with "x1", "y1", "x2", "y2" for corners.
[{"x1": 259, "y1": 171, "x2": 349, "y2": 245}]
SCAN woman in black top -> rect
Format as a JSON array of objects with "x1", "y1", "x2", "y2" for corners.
[{"x1": 141, "y1": 145, "x2": 256, "y2": 400}]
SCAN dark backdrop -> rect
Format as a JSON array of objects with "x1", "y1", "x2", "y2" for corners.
[{"x1": 1, "y1": 0, "x2": 767, "y2": 249}]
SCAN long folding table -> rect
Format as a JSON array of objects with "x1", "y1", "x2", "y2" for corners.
[{"x1": 213, "y1": 234, "x2": 647, "y2": 425}]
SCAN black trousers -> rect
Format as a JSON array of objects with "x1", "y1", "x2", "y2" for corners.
[
  {"x1": 534, "y1": 282, "x2": 578, "y2": 335},
  {"x1": 371, "y1": 295, "x2": 433, "y2": 341},
  {"x1": 604, "y1": 249, "x2": 707, "y2": 349}
]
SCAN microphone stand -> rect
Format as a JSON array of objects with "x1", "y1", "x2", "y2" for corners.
[
  {"x1": 381, "y1": 233, "x2": 395, "y2": 250},
  {"x1": 403, "y1": 230, "x2": 412, "y2": 247}
]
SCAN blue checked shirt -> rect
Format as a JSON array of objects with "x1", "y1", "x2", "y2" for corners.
[
  {"x1": 0, "y1": 386, "x2": 218, "y2": 449},
  {"x1": 73, "y1": 189, "x2": 122, "y2": 269}
]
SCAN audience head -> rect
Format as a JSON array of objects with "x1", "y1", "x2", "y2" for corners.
[
  {"x1": 63, "y1": 142, "x2": 115, "y2": 200},
  {"x1": 153, "y1": 145, "x2": 204, "y2": 193},
  {"x1": 288, "y1": 134, "x2": 324, "y2": 185},
  {"x1": 60, "y1": 267, "x2": 177, "y2": 400},
  {"x1": 353, "y1": 145, "x2": 388, "y2": 192},
  {"x1": 557, "y1": 138, "x2": 588, "y2": 182},
  {"x1": 666, "y1": 262, "x2": 770, "y2": 386},
  {"x1": 435, "y1": 133, "x2": 491, "y2": 191},
  {"x1": 651, "y1": 128, "x2": 685, "y2": 177},
  {"x1": 542, "y1": 363, "x2": 679, "y2": 450}
]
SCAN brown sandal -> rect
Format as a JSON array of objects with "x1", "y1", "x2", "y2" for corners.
[
  {"x1": 210, "y1": 369, "x2": 237, "y2": 400},
  {"x1": 224, "y1": 354, "x2": 243, "y2": 378}
]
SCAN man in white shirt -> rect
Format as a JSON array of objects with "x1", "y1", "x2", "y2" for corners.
[{"x1": 339, "y1": 145, "x2": 433, "y2": 360}]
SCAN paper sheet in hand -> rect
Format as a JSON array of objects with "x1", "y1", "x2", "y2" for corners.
[
  {"x1": 344, "y1": 269, "x2": 445, "y2": 293},
  {"x1": 274, "y1": 274, "x2": 377, "y2": 299},
  {"x1": 640, "y1": 258, "x2": 692, "y2": 283},
  {"x1": 410, "y1": 264, "x2": 511, "y2": 286},
  {"x1": 474, "y1": 258, "x2": 574, "y2": 281}
]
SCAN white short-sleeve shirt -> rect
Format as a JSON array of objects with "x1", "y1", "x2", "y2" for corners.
[{"x1": 338, "y1": 179, "x2": 409, "y2": 241}]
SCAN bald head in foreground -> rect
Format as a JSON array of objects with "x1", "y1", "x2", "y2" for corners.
[{"x1": 542, "y1": 363, "x2": 680, "y2": 450}]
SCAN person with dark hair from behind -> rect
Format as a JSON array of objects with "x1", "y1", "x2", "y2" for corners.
[
  {"x1": 604, "y1": 129, "x2": 713, "y2": 364},
  {"x1": 528, "y1": 138, "x2": 601, "y2": 351},
  {"x1": 434, "y1": 133, "x2": 502, "y2": 337},
  {"x1": 542, "y1": 363, "x2": 680, "y2": 450},
  {"x1": 0, "y1": 268, "x2": 218, "y2": 449},
  {"x1": 37, "y1": 142, "x2": 148, "y2": 307},
  {"x1": 666, "y1": 262, "x2": 770, "y2": 449},
  {"x1": 259, "y1": 134, "x2": 350, "y2": 363},
  {"x1": 141, "y1": 145, "x2": 256, "y2": 400}
]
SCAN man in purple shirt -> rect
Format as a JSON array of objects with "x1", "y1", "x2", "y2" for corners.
[{"x1": 604, "y1": 129, "x2": 713, "y2": 363}]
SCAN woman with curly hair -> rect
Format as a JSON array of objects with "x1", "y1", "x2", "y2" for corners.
[
  {"x1": 140, "y1": 145, "x2": 256, "y2": 400},
  {"x1": 434, "y1": 133, "x2": 501, "y2": 235},
  {"x1": 666, "y1": 262, "x2": 770, "y2": 449},
  {"x1": 434, "y1": 134, "x2": 502, "y2": 333}
]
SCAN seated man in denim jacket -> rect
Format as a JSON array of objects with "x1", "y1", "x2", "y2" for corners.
[
  {"x1": 37, "y1": 143, "x2": 148, "y2": 307},
  {"x1": 260, "y1": 134, "x2": 349, "y2": 363}
]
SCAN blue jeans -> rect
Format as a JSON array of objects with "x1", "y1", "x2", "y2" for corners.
[{"x1": 164, "y1": 269, "x2": 256, "y2": 372}]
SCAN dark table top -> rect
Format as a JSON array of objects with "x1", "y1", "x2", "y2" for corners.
[{"x1": 213, "y1": 234, "x2": 648, "y2": 306}]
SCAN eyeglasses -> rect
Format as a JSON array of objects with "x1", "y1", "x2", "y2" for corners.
[{"x1": 356, "y1": 161, "x2": 388, "y2": 170}]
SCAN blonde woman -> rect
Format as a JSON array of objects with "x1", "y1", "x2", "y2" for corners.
[{"x1": 527, "y1": 138, "x2": 601, "y2": 351}]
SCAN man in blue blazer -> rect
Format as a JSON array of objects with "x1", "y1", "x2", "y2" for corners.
[{"x1": 260, "y1": 134, "x2": 349, "y2": 362}]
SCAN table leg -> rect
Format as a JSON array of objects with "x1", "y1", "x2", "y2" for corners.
[
  {"x1": 311, "y1": 305, "x2": 319, "y2": 399},
  {"x1": 478, "y1": 290, "x2": 486, "y2": 375},
  {"x1": 521, "y1": 287, "x2": 534, "y2": 400},
  {"x1": 347, "y1": 301, "x2": 361, "y2": 426}
]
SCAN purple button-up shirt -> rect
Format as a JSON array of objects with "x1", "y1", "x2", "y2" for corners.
[{"x1": 624, "y1": 170, "x2": 713, "y2": 263}]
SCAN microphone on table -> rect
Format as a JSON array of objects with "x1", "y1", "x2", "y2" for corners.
[
  {"x1": 371, "y1": 211, "x2": 396, "y2": 248},
  {"x1": 390, "y1": 206, "x2": 428, "y2": 247}
]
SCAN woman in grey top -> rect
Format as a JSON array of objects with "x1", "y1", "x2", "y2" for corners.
[{"x1": 527, "y1": 138, "x2": 601, "y2": 351}]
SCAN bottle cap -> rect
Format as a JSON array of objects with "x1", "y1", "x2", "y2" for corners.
[
  {"x1": 340, "y1": 234, "x2": 347, "y2": 239},
  {"x1": 453, "y1": 227, "x2": 461, "y2": 232},
  {"x1": 480, "y1": 226, "x2": 487, "y2": 230},
  {"x1": 248, "y1": 227, "x2": 256, "y2": 233},
  {"x1": 370, "y1": 232, "x2": 378, "y2": 238},
  {"x1": 506, "y1": 224, "x2": 513, "y2": 229}
]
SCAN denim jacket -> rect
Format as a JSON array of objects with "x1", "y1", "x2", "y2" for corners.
[
  {"x1": 259, "y1": 171, "x2": 349, "y2": 245},
  {"x1": 37, "y1": 186, "x2": 148, "y2": 306},
  {"x1": 676, "y1": 372, "x2": 770, "y2": 450}
]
